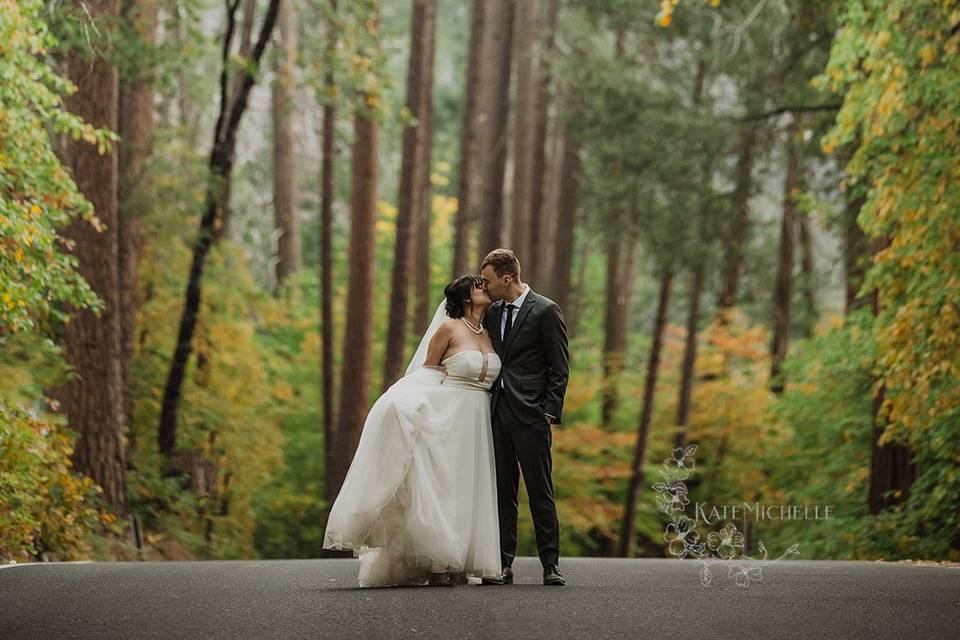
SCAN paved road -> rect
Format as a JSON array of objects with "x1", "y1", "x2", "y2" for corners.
[{"x1": 2, "y1": 557, "x2": 959, "y2": 639}]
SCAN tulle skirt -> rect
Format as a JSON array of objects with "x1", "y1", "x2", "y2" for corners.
[{"x1": 322, "y1": 367, "x2": 501, "y2": 586}]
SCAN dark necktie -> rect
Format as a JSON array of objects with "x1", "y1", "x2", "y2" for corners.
[{"x1": 503, "y1": 303, "x2": 516, "y2": 342}]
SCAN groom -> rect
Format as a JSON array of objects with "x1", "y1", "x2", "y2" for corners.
[{"x1": 479, "y1": 248, "x2": 569, "y2": 586}]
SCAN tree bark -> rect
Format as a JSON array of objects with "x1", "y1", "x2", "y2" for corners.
[
  {"x1": 797, "y1": 208, "x2": 816, "y2": 336},
  {"x1": 601, "y1": 239, "x2": 639, "y2": 427},
  {"x1": 159, "y1": 0, "x2": 281, "y2": 457},
  {"x1": 528, "y1": 0, "x2": 558, "y2": 283},
  {"x1": 508, "y1": 0, "x2": 537, "y2": 278},
  {"x1": 865, "y1": 236, "x2": 916, "y2": 512},
  {"x1": 674, "y1": 59, "x2": 710, "y2": 451},
  {"x1": 212, "y1": 0, "x2": 258, "y2": 243},
  {"x1": 476, "y1": 0, "x2": 515, "y2": 262},
  {"x1": 451, "y1": 0, "x2": 485, "y2": 277},
  {"x1": 412, "y1": 1, "x2": 437, "y2": 336},
  {"x1": 272, "y1": 0, "x2": 302, "y2": 288},
  {"x1": 332, "y1": 6, "x2": 382, "y2": 498},
  {"x1": 619, "y1": 270, "x2": 673, "y2": 557},
  {"x1": 674, "y1": 264, "x2": 703, "y2": 451},
  {"x1": 717, "y1": 125, "x2": 758, "y2": 313},
  {"x1": 384, "y1": 0, "x2": 437, "y2": 389},
  {"x1": 320, "y1": 0, "x2": 338, "y2": 506},
  {"x1": 548, "y1": 128, "x2": 580, "y2": 312},
  {"x1": 769, "y1": 115, "x2": 802, "y2": 394},
  {"x1": 118, "y1": 0, "x2": 157, "y2": 458},
  {"x1": 54, "y1": 0, "x2": 127, "y2": 508}
]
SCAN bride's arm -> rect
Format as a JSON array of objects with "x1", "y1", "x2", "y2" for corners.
[{"x1": 422, "y1": 321, "x2": 452, "y2": 370}]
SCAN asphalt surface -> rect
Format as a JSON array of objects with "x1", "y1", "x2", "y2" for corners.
[{"x1": 2, "y1": 557, "x2": 959, "y2": 639}]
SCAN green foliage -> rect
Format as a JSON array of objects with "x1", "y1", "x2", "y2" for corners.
[
  {"x1": 0, "y1": 0, "x2": 114, "y2": 335},
  {"x1": 818, "y1": 0, "x2": 960, "y2": 558},
  {"x1": 0, "y1": 402, "x2": 115, "y2": 561}
]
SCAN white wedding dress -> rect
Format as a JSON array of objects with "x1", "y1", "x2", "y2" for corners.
[{"x1": 322, "y1": 347, "x2": 503, "y2": 586}]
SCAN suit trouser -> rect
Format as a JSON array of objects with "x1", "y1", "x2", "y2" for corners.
[{"x1": 491, "y1": 397, "x2": 560, "y2": 569}]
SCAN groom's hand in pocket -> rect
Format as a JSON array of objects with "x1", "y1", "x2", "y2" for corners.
[{"x1": 545, "y1": 413, "x2": 560, "y2": 428}]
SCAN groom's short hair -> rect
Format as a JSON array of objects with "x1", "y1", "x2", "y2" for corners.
[{"x1": 481, "y1": 249, "x2": 521, "y2": 279}]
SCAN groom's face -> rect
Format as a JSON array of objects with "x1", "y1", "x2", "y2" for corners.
[{"x1": 480, "y1": 265, "x2": 508, "y2": 301}]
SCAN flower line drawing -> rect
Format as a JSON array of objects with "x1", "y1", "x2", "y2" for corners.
[{"x1": 654, "y1": 444, "x2": 800, "y2": 587}]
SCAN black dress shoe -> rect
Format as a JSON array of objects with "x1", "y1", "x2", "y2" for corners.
[
  {"x1": 481, "y1": 566, "x2": 513, "y2": 585},
  {"x1": 429, "y1": 572, "x2": 455, "y2": 586},
  {"x1": 543, "y1": 565, "x2": 565, "y2": 586}
]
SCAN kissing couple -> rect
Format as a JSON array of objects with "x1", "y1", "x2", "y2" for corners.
[{"x1": 323, "y1": 248, "x2": 569, "y2": 587}]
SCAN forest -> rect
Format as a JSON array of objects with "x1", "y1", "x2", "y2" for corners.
[{"x1": 1, "y1": 0, "x2": 958, "y2": 564}]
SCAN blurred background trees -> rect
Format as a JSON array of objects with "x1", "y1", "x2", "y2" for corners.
[{"x1": 1, "y1": 0, "x2": 957, "y2": 563}]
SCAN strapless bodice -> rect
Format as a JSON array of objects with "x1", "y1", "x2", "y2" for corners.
[{"x1": 439, "y1": 350, "x2": 501, "y2": 391}]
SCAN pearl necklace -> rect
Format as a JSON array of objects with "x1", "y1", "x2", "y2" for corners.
[{"x1": 460, "y1": 316, "x2": 483, "y2": 335}]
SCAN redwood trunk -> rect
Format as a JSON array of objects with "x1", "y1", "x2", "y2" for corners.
[
  {"x1": 717, "y1": 126, "x2": 758, "y2": 312},
  {"x1": 451, "y1": 0, "x2": 485, "y2": 277},
  {"x1": 412, "y1": 3, "x2": 437, "y2": 335},
  {"x1": 476, "y1": 0, "x2": 515, "y2": 262},
  {"x1": 547, "y1": 128, "x2": 580, "y2": 312},
  {"x1": 321, "y1": 0, "x2": 338, "y2": 505},
  {"x1": 333, "y1": 10, "x2": 382, "y2": 496},
  {"x1": 509, "y1": 0, "x2": 537, "y2": 277},
  {"x1": 272, "y1": 0, "x2": 301, "y2": 288},
  {"x1": 528, "y1": 0, "x2": 558, "y2": 282},
  {"x1": 601, "y1": 239, "x2": 638, "y2": 427},
  {"x1": 55, "y1": 0, "x2": 127, "y2": 508},
  {"x1": 384, "y1": 0, "x2": 437, "y2": 389}
]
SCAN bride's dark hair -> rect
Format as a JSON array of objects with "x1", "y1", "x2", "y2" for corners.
[{"x1": 444, "y1": 274, "x2": 484, "y2": 319}]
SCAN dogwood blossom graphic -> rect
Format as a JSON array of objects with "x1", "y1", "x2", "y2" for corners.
[{"x1": 653, "y1": 444, "x2": 800, "y2": 587}]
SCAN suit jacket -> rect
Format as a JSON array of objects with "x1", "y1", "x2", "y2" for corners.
[{"x1": 483, "y1": 288, "x2": 570, "y2": 425}]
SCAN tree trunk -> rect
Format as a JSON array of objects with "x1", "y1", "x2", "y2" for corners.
[
  {"x1": 118, "y1": 0, "x2": 157, "y2": 458},
  {"x1": 384, "y1": 0, "x2": 437, "y2": 389},
  {"x1": 866, "y1": 236, "x2": 916, "y2": 512},
  {"x1": 476, "y1": 0, "x2": 515, "y2": 262},
  {"x1": 717, "y1": 125, "x2": 758, "y2": 313},
  {"x1": 619, "y1": 270, "x2": 673, "y2": 557},
  {"x1": 674, "y1": 264, "x2": 703, "y2": 451},
  {"x1": 320, "y1": 0, "x2": 339, "y2": 507},
  {"x1": 797, "y1": 209, "x2": 816, "y2": 336},
  {"x1": 159, "y1": 0, "x2": 281, "y2": 457},
  {"x1": 568, "y1": 221, "x2": 591, "y2": 339},
  {"x1": 674, "y1": 59, "x2": 710, "y2": 451},
  {"x1": 601, "y1": 238, "x2": 639, "y2": 426},
  {"x1": 332, "y1": 7, "x2": 382, "y2": 498},
  {"x1": 508, "y1": 0, "x2": 537, "y2": 278},
  {"x1": 412, "y1": 2, "x2": 437, "y2": 335},
  {"x1": 546, "y1": 126, "x2": 580, "y2": 312},
  {"x1": 452, "y1": 0, "x2": 485, "y2": 277},
  {"x1": 54, "y1": 0, "x2": 127, "y2": 509},
  {"x1": 272, "y1": 0, "x2": 301, "y2": 288},
  {"x1": 769, "y1": 116, "x2": 802, "y2": 394},
  {"x1": 528, "y1": 0, "x2": 558, "y2": 283},
  {"x1": 213, "y1": 0, "x2": 258, "y2": 243}
]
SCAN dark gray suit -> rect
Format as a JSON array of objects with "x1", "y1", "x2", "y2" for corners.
[{"x1": 483, "y1": 288, "x2": 569, "y2": 569}]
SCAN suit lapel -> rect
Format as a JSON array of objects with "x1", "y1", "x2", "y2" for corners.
[
  {"x1": 504, "y1": 289, "x2": 537, "y2": 355},
  {"x1": 490, "y1": 300, "x2": 505, "y2": 355}
]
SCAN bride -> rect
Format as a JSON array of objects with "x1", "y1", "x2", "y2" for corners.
[{"x1": 322, "y1": 274, "x2": 502, "y2": 587}]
